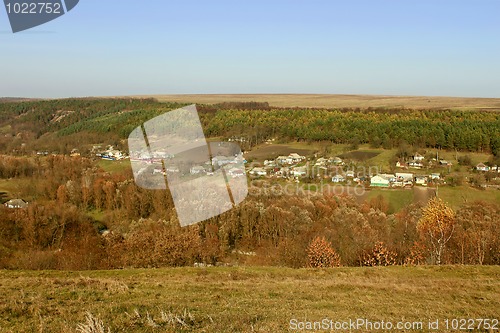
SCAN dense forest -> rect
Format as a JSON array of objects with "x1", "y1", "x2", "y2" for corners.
[{"x1": 0, "y1": 98, "x2": 498, "y2": 156}]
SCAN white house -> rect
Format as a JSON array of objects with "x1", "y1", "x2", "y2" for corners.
[
  {"x1": 415, "y1": 175, "x2": 428, "y2": 186},
  {"x1": 413, "y1": 153, "x2": 425, "y2": 161},
  {"x1": 332, "y1": 175, "x2": 346, "y2": 183},
  {"x1": 289, "y1": 153, "x2": 306, "y2": 163},
  {"x1": 250, "y1": 167, "x2": 267, "y2": 176},
  {"x1": 430, "y1": 173, "x2": 441, "y2": 180},
  {"x1": 228, "y1": 167, "x2": 245, "y2": 178},
  {"x1": 408, "y1": 160, "x2": 424, "y2": 169},
  {"x1": 330, "y1": 157, "x2": 344, "y2": 165},
  {"x1": 292, "y1": 166, "x2": 307, "y2": 177},
  {"x1": 396, "y1": 160, "x2": 407, "y2": 168},
  {"x1": 212, "y1": 155, "x2": 233, "y2": 166},
  {"x1": 190, "y1": 165, "x2": 205, "y2": 174},
  {"x1": 4, "y1": 199, "x2": 28, "y2": 209},
  {"x1": 396, "y1": 173, "x2": 414, "y2": 182},
  {"x1": 165, "y1": 165, "x2": 180, "y2": 173},
  {"x1": 370, "y1": 174, "x2": 393, "y2": 187},
  {"x1": 314, "y1": 157, "x2": 328, "y2": 166},
  {"x1": 264, "y1": 159, "x2": 275, "y2": 167},
  {"x1": 476, "y1": 163, "x2": 490, "y2": 172}
]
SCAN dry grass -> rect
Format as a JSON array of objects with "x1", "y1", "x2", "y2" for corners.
[
  {"x1": 0, "y1": 266, "x2": 498, "y2": 332},
  {"x1": 126, "y1": 94, "x2": 500, "y2": 110}
]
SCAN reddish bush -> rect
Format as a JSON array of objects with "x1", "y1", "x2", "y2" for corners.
[{"x1": 307, "y1": 236, "x2": 341, "y2": 268}]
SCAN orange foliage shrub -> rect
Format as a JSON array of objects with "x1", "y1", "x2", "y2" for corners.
[
  {"x1": 362, "y1": 241, "x2": 397, "y2": 266},
  {"x1": 307, "y1": 236, "x2": 341, "y2": 268},
  {"x1": 404, "y1": 242, "x2": 427, "y2": 266}
]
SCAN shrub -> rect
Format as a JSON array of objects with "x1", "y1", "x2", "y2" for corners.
[
  {"x1": 362, "y1": 242, "x2": 397, "y2": 266},
  {"x1": 404, "y1": 242, "x2": 427, "y2": 266},
  {"x1": 307, "y1": 236, "x2": 341, "y2": 268}
]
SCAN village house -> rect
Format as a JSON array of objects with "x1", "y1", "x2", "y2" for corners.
[
  {"x1": 292, "y1": 166, "x2": 307, "y2": 177},
  {"x1": 430, "y1": 173, "x2": 441, "y2": 180},
  {"x1": 395, "y1": 173, "x2": 414, "y2": 182},
  {"x1": 263, "y1": 159, "x2": 276, "y2": 167},
  {"x1": 165, "y1": 165, "x2": 180, "y2": 173},
  {"x1": 212, "y1": 155, "x2": 233, "y2": 167},
  {"x1": 476, "y1": 163, "x2": 490, "y2": 172},
  {"x1": 289, "y1": 153, "x2": 306, "y2": 163},
  {"x1": 101, "y1": 146, "x2": 126, "y2": 161},
  {"x1": 314, "y1": 157, "x2": 328, "y2": 166},
  {"x1": 408, "y1": 160, "x2": 424, "y2": 169},
  {"x1": 250, "y1": 167, "x2": 267, "y2": 176},
  {"x1": 227, "y1": 167, "x2": 245, "y2": 178},
  {"x1": 415, "y1": 175, "x2": 428, "y2": 186},
  {"x1": 330, "y1": 157, "x2": 344, "y2": 165},
  {"x1": 370, "y1": 174, "x2": 394, "y2": 187},
  {"x1": 4, "y1": 199, "x2": 28, "y2": 209},
  {"x1": 332, "y1": 175, "x2": 346, "y2": 183},
  {"x1": 395, "y1": 160, "x2": 408, "y2": 168},
  {"x1": 190, "y1": 165, "x2": 205, "y2": 175},
  {"x1": 276, "y1": 153, "x2": 306, "y2": 165},
  {"x1": 153, "y1": 166, "x2": 165, "y2": 175},
  {"x1": 412, "y1": 153, "x2": 425, "y2": 161},
  {"x1": 276, "y1": 166, "x2": 290, "y2": 178}
]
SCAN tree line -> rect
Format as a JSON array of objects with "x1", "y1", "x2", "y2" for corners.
[{"x1": 0, "y1": 99, "x2": 499, "y2": 156}]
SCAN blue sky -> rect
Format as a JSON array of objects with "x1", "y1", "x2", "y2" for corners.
[{"x1": 1, "y1": 0, "x2": 499, "y2": 98}]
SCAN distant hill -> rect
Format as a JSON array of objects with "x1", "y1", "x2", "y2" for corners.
[
  {"x1": 126, "y1": 94, "x2": 500, "y2": 111},
  {"x1": 0, "y1": 97, "x2": 40, "y2": 103}
]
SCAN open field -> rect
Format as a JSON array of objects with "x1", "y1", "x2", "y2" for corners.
[
  {"x1": 436, "y1": 186, "x2": 500, "y2": 210},
  {"x1": 245, "y1": 143, "x2": 320, "y2": 161},
  {"x1": 127, "y1": 94, "x2": 500, "y2": 110},
  {"x1": 0, "y1": 179, "x2": 26, "y2": 201},
  {"x1": 97, "y1": 160, "x2": 131, "y2": 174},
  {"x1": 364, "y1": 188, "x2": 415, "y2": 213},
  {"x1": 0, "y1": 266, "x2": 499, "y2": 333}
]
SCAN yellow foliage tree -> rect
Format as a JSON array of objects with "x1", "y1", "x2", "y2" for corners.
[{"x1": 417, "y1": 197, "x2": 455, "y2": 265}]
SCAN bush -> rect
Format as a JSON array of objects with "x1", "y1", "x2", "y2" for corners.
[
  {"x1": 362, "y1": 242, "x2": 397, "y2": 266},
  {"x1": 307, "y1": 236, "x2": 341, "y2": 268},
  {"x1": 457, "y1": 155, "x2": 472, "y2": 166}
]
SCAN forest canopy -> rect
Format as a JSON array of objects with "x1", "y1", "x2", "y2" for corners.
[{"x1": 0, "y1": 98, "x2": 498, "y2": 155}]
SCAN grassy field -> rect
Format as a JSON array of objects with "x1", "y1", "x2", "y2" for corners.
[
  {"x1": 97, "y1": 160, "x2": 131, "y2": 174},
  {"x1": 361, "y1": 186, "x2": 500, "y2": 212},
  {"x1": 127, "y1": 94, "x2": 500, "y2": 111},
  {"x1": 0, "y1": 179, "x2": 27, "y2": 202},
  {"x1": 364, "y1": 188, "x2": 414, "y2": 213},
  {"x1": 0, "y1": 266, "x2": 498, "y2": 333},
  {"x1": 437, "y1": 186, "x2": 500, "y2": 210}
]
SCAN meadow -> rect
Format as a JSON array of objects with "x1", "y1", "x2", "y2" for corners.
[
  {"x1": 131, "y1": 94, "x2": 500, "y2": 111},
  {"x1": 0, "y1": 266, "x2": 499, "y2": 333}
]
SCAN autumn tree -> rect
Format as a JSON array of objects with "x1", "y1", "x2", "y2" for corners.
[
  {"x1": 307, "y1": 236, "x2": 341, "y2": 268},
  {"x1": 362, "y1": 241, "x2": 397, "y2": 266},
  {"x1": 452, "y1": 201, "x2": 500, "y2": 265},
  {"x1": 417, "y1": 197, "x2": 455, "y2": 265}
]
